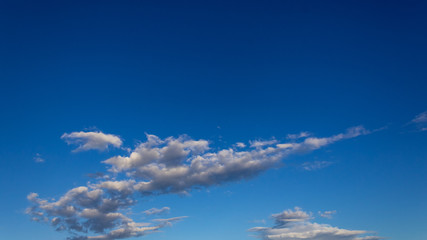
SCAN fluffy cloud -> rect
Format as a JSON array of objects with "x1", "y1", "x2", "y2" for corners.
[
  {"x1": 249, "y1": 207, "x2": 382, "y2": 240},
  {"x1": 61, "y1": 131, "x2": 123, "y2": 152},
  {"x1": 249, "y1": 139, "x2": 278, "y2": 148},
  {"x1": 27, "y1": 186, "x2": 185, "y2": 240},
  {"x1": 235, "y1": 142, "x2": 247, "y2": 148},
  {"x1": 28, "y1": 126, "x2": 370, "y2": 240},
  {"x1": 271, "y1": 207, "x2": 312, "y2": 226},
  {"x1": 104, "y1": 126, "x2": 369, "y2": 195}
]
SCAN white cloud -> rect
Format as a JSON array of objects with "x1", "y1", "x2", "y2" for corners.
[
  {"x1": 152, "y1": 216, "x2": 187, "y2": 226},
  {"x1": 319, "y1": 210, "x2": 336, "y2": 219},
  {"x1": 28, "y1": 126, "x2": 371, "y2": 240},
  {"x1": 143, "y1": 207, "x2": 170, "y2": 216},
  {"x1": 235, "y1": 142, "x2": 247, "y2": 148},
  {"x1": 301, "y1": 161, "x2": 332, "y2": 171},
  {"x1": 410, "y1": 111, "x2": 427, "y2": 132},
  {"x1": 104, "y1": 126, "x2": 369, "y2": 195},
  {"x1": 412, "y1": 111, "x2": 427, "y2": 123},
  {"x1": 34, "y1": 153, "x2": 45, "y2": 163},
  {"x1": 61, "y1": 131, "x2": 123, "y2": 152},
  {"x1": 249, "y1": 207, "x2": 382, "y2": 240},
  {"x1": 287, "y1": 132, "x2": 311, "y2": 140},
  {"x1": 249, "y1": 139, "x2": 278, "y2": 148},
  {"x1": 27, "y1": 185, "x2": 185, "y2": 240}
]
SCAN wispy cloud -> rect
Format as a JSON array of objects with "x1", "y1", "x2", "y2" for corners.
[
  {"x1": 61, "y1": 131, "x2": 123, "y2": 152},
  {"x1": 287, "y1": 132, "x2": 311, "y2": 140},
  {"x1": 143, "y1": 207, "x2": 170, "y2": 216},
  {"x1": 271, "y1": 207, "x2": 312, "y2": 226},
  {"x1": 250, "y1": 219, "x2": 266, "y2": 224},
  {"x1": 28, "y1": 126, "x2": 371, "y2": 240},
  {"x1": 249, "y1": 139, "x2": 278, "y2": 148},
  {"x1": 412, "y1": 111, "x2": 427, "y2": 124},
  {"x1": 86, "y1": 172, "x2": 109, "y2": 179},
  {"x1": 301, "y1": 161, "x2": 333, "y2": 171},
  {"x1": 249, "y1": 207, "x2": 382, "y2": 240},
  {"x1": 33, "y1": 153, "x2": 45, "y2": 163},
  {"x1": 410, "y1": 111, "x2": 427, "y2": 131},
  {"x1": 319, "y1": 210, "x2": 336, "y2": 219}
]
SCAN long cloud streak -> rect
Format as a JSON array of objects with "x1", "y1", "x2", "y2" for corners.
[{"x1": 104, "y1": 126, "x2": 369, "y2": 194}]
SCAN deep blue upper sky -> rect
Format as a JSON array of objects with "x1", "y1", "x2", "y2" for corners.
[{"x1": 0, "y1": 1, "x2": 426, "y2": 240}]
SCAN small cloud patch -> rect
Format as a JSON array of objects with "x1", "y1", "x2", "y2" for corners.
[
  {"x1": 250, "y1": 207, "x2": 382, "y2": 240},
  {"x1": 301, "y1": 161, "x2": 333, "y2": 171},
  {"x1": 61, "y1": 131, "x2": 123, "y2": 152},
  {"x1": 33, "y1": 153, "x2": 45, "y2": 163}
]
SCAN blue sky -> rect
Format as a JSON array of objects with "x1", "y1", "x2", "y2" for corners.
[{"x1": 0, "y1": 0, "x2": 426, "y2": 239}]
